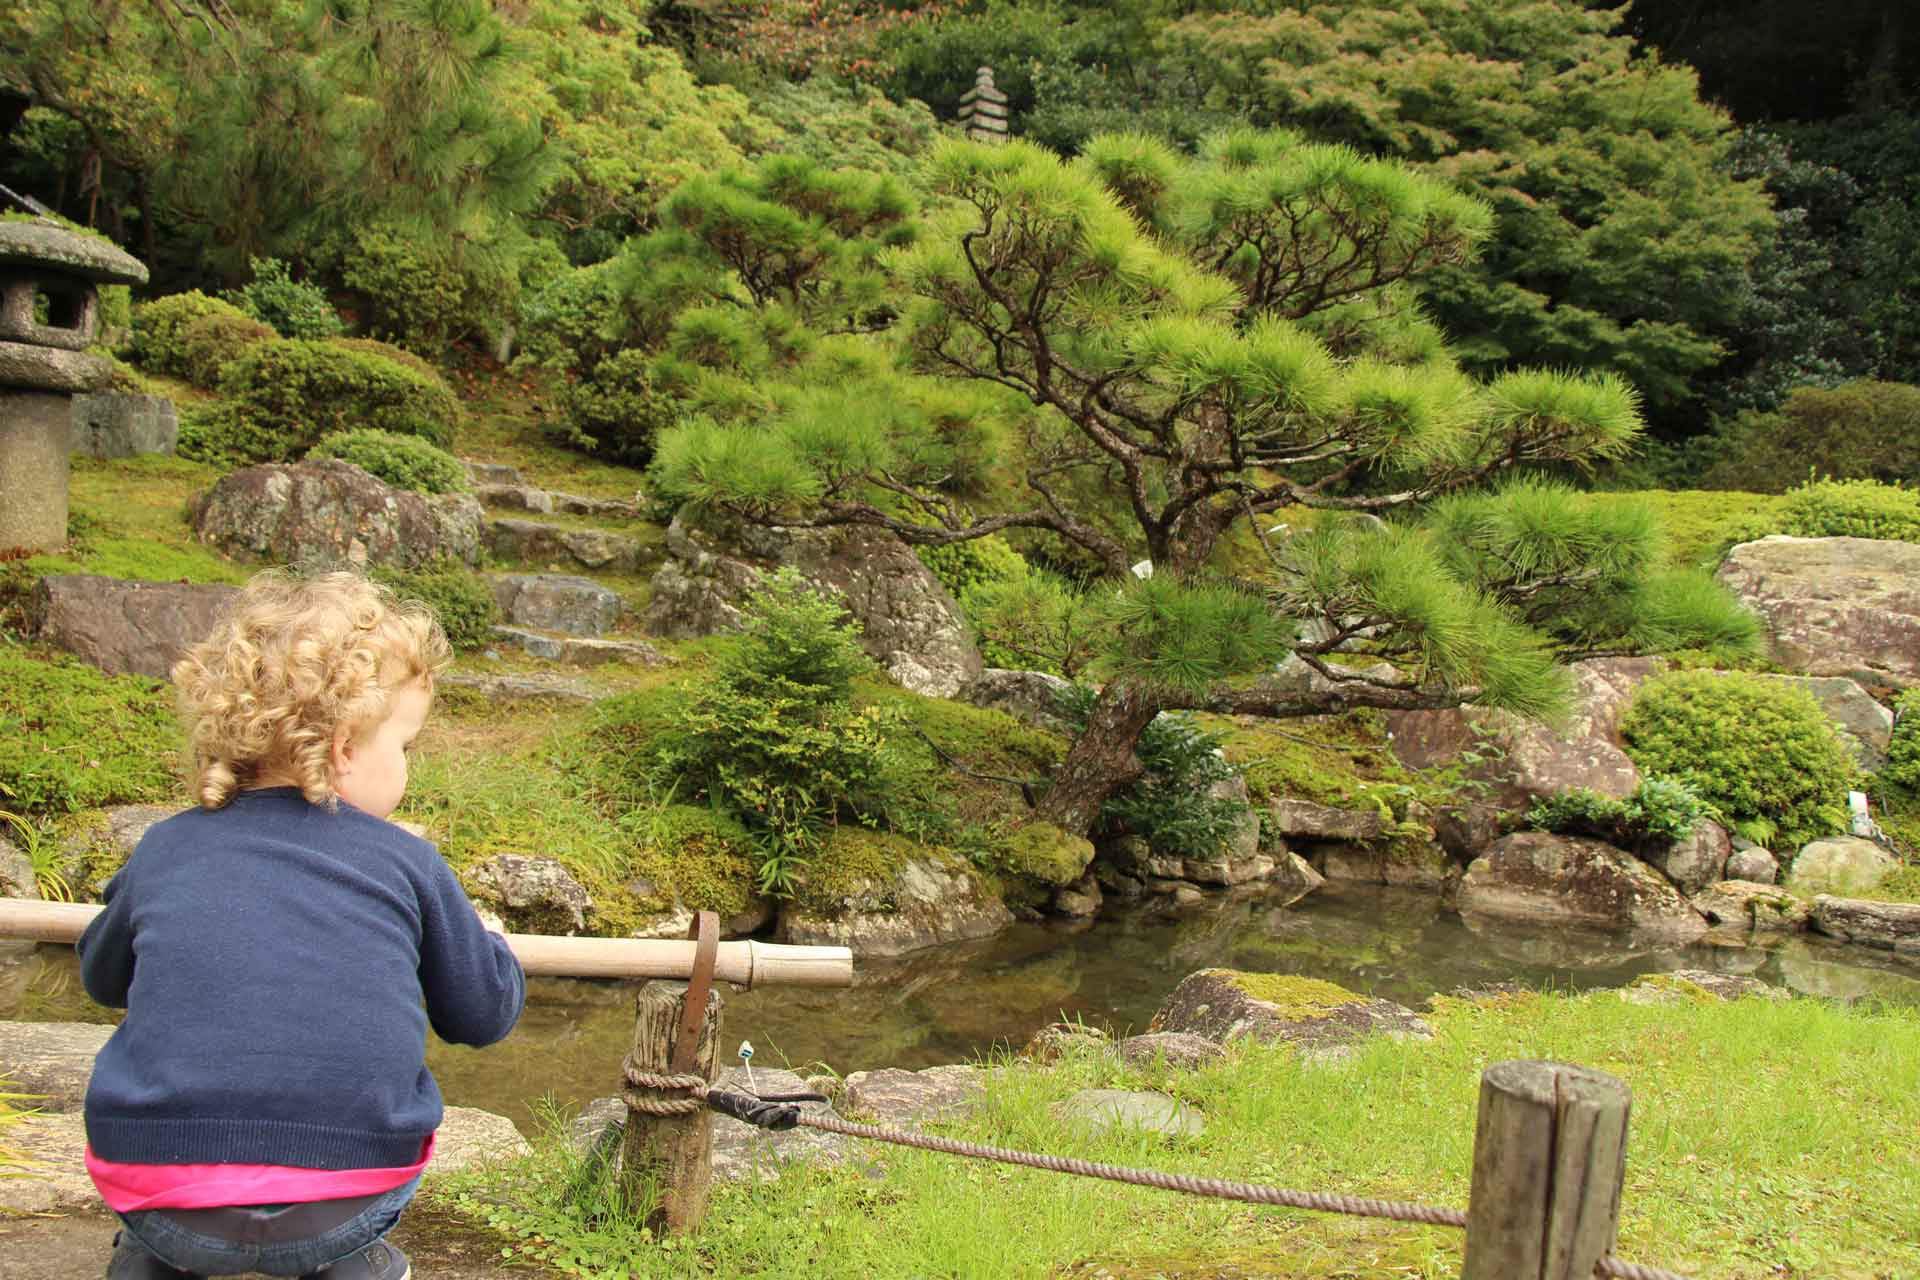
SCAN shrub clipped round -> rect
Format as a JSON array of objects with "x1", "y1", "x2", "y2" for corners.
[
  {"x1": 370, "y1": 563, "x2": 498, "y2": 651},
  {"x1": 329, "y1": 337, "x2": 441, "y2": 382},
  {"x1": 1619, "y1": 670, "x2": 1858, "y2": 851},
  {"x1": 224, "y1": 256, "x2": 344, "y2": 339},
  {"x1": 178, "y1": 312, "x2": 277, "y2": 388},
  {"x1": 205, "y1": 338, "x2": 460, "y2": 464},
  {"x1": 130, "y1": 291, "x2": 251, "y2": 379},
  {"x1": 1772, "y1": 478, "x2": 1920, "y2": 542},
  {"x1": 309, "y1": 429, "x2": 468, "y2": 495},
  {"x1": 556, "y1": 349, "x2": 678, "y2": 463}
]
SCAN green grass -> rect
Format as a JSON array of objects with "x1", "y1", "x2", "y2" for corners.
[
  {"x1": 431, "y1": 990, "x2": 1920, "y2": 1279},
  {"x1": 28, "y1": 454, "x2": 250, "y2": 585}
]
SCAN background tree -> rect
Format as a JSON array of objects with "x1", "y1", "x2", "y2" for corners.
[{"x1": 651, "y1": 133, "x2": 1756, "y2": 834}]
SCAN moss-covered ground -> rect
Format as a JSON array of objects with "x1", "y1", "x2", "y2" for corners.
[{"x1": 433, "y1": 989, "x2": 1920, "y2": 1278}]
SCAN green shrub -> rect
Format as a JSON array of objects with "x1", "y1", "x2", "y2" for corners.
[
  {"x1": 555, "y1": 349, "x2": 677, "y2": 464},
  {"x1": 0, "y1": 644, "x2": 180, "y2": 815},
  {"x1": 1526, "y1": 777, "x2": 1720, "y2": 847},
  {"x1": 916, "y1": 535, "x2": 1029, "y2": 604},
  {"x1": 1619, "y1": 671, "x2": 1858, "y2": 851},
  {"x1": 370, "y1": 562, "x2": 499, "y2": 651},
  {"x1": 130, "y1": 291, "x2": 250, "y2": 378},
  {"x1": 198, "y1": 339, "x2": 459, "y2": 465},
  {"x1": 1703, "y1": 382, "x2": 1920, "y2": 492},
  {"x1": 1771, "y1": 478, "x2": 1920, "y2": 542},
  {"x1": 328, "y1": 337, "x2": 441, "y2": 382},
  {"x1": 1057, "y1": 685, "x2": 1249, "y2": 858},
  {"x1": 178, "y1": 312, "x2": 277, "y2": 388},
  {"x1": 1880, "y1": 689, "x2": 1920, "y2": 795},
  {"x1": 309, "y1": 429, "x2": 469, "y2": 495},
  {"x1": 628, "y1": 568, "x2": 925, "y2": 895},
  {"x1": 224, "y1": 257, "x2": 344, "y2": 339},
  {"x1": 339, "y1": 224, "x2": 514, "y2": 354}
]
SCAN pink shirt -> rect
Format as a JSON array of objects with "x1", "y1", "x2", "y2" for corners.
[{"x1": 86, "y1": 1134, "x2": 434, "y2": 1213}]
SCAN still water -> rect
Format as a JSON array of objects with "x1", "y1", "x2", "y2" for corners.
[{"x1": 7, "y1": 883, "x2": 1917, "y2": 1132}]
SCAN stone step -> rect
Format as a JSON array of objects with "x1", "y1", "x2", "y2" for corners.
[
  {"x1": 552, "y1": 490, "x2": 640, "y2": 519},
  {"x1": 464, "y1": 460, "x2": 524, "y2": 487},
  {"x1": 439, "y1": 672, "x2": 599, "y2": 704},
  {"x1": 484, "y1": 518, "x2": 660, "y2": 574},
  {"x1": 489, "y1": 572, "x2": 622, "y2": 637},
  {"x1": 491, "y1": 625, "x2": 667, "y2": 667},
  {"x1": 473, "y1": 482, "x2": 552, "y2": 514}
]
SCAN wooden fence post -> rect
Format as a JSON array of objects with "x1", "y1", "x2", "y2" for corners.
[
  {"x1": 1463, "y1": 1060, "x2": 1631, "y2": 1280},
  {"x1": 620, "y1": 978, "x2": 721, "y2": 1235}
]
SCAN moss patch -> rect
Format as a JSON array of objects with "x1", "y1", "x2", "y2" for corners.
[
  {"x1": 1209, "y1": 710, "x2": 1449, "y2": 816},
  {"x1": 1618, "y1": 488, "x2": 1791, "y2": 571},
  {"x1": 0, "y1": 644, "x2": 183, "y2": 816},
  {"x1": 790, "y1": 826, "x2": 922, "y2": 912},
  {"x1": 625, "y1": 804, "x2": 759, "y2": 918},
  {"x1": 1861, "y1": 864, "x2": 1920, "y2": 905},
  {"x1": 1000, "y1": 821, "x2": 1094, "y2": 887},
  {"x1": 1213, "y1": 970, "x2": 1363, "y2": 1016}
]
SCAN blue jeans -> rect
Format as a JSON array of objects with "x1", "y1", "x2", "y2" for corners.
[{"x1": 113, "y1": 1175, "x2": 421, "y2": 1277}]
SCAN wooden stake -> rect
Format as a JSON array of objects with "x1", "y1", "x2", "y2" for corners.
[
  {"x1": 621, "y1": 979, "x2": 721, "y2": 1235},
  {"x1": 1463, "y1": 1059, "x2": 1631, "y2": 1280}
]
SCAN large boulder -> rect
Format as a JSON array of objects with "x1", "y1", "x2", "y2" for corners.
[
  {"x1": 1689, "y1": 880, "x2": 1811, "y2": 933},
  {"x1": 1457, "y1": 832, "x2": 1709, "y2": 937},
  {"x1": 964, "y1": 668, "x2": 1075, "y2": 733},
  {"x1": 490, "y1": 573, "x2": 621, "y2": 636},
  {"x1": 1785, "y1": 837, "x2": 1898, "y2": 897},
  {"x1": 1149, "y1": 969, "x2": 1432, "y2": 1056},
  {"x1": 1385, "y1": 657, "x2": 1661, "y2": 811},
  {"x1": 191, "y1": 459, "x2": 483, "y2": 569},
  {"x1": 778, "y1": 849, "x2": 1012, "y2": 957},
  {"x1": 1641, "y1": 820, "x2": 1732, "y2": 896},
  {"x1": 1809, "y1": 895, "x2": 1920, "y2": 954},
  {"x1": 30, "y1": 574, "x2": 240, "y2": 678},
  {"x1": 71, "y1": 392, "x2": 177, "y2": 458},
  {"x1": 1726, "y1": 844, "x2": 1780, "y2": 885},
  {"x1": 644, "y1": 513, "x2": 982, "y2": 698},
  {"x1": 1718, "y1": 536, "x2": 1920, "y2": 687},
  {"x1": 1757, "y1": 675, "x2": 1894, "y2": 768},
  {"x1": 466, "y1": 854, "x2": 593, "y2": 934},
  {"x1": 1267, "y1": 798, "x2": 1385, "y2": 842}
]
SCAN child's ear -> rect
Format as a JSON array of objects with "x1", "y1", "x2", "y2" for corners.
[{"x1": 330, "y1": 725, "x2": 359, "y2": 780}]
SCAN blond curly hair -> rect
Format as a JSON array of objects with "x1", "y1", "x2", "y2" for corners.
[{"x1": 173, "y1": 570, "x2": 452, "y2": 811}]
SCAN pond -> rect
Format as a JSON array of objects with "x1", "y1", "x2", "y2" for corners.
[{"x1": 6, "y1": 883, "x2": 1918, "y2": 1133}]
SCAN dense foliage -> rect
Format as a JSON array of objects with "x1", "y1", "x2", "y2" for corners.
[
  {"x1": 224, "y1": 258, "x2": 343, "y2": 340},
  {"x1": 1769, "y1": 479, "x2": 1920, "y2": 543},
  {"x1": 1527, "y1": 777, "x2": 1719, "y2": 848},
  {"x1": 1619, "y1": 671, "x2": 1857, "y2": 851},
  {"x1": 308, "y1": 430, "x2": 470, "y2": 496},
  {"x1": 1057, "y1": 686, "x2": 1248, "y2": 859},
  {"x1": 1703, "y1": 382, "x2": 1920, "y2": 492},
  {"x1": 370, "y1": 563, "x2": 499, "y2": 652}
]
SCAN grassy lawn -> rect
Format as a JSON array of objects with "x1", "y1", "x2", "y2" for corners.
[{"x1": 433, "y1": 990, "x2": 1920, "y2": 1279}]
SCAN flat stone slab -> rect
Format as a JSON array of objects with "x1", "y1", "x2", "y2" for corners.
[
  {"x1": 490, "y1": 626, "x2": 666, "y2": 666},
  {"x1": 473, "y1": 483, "x2": 553, "y2": 514},
  {"x1": 1810, "y1": 895, "x2": 1920, "y2": 954},
  {"x1": 1, "y1": 1020, "x2": 112, "y2": 1112},
  {"x1": 1149, "y1": 969, "x2": 1432, "y2": 1055},
  {"x1": 0, "y1": 1107, "x2": 525, "y2": 1216},
  {"x1": 1690, "y1": 880, "x2": 1810, "y2": 932},
  {"x1": 1054, "y1": 1089, "x2": 1203, "y2": 1138},
  {"x1": 439, "y1": 672, "x2": 598, "y2": 704},
  {"x1": 485, "y1": 519, "x2": 659, "y2": 574},
  {"x1": 463, "y1": 461, "x2": 524, "y2": 487},
  {"x1": 841, "y1": 1065, "x2": 985, "y2": 1125},
  {"x1": 1113, "y1": 1032, "x2": 1225, "y2": 1071},
  {"x1": 1268, "y1": 798, "x2": 1385, "y2": 842},
  {"x1": 491, "y1": 573, "x2": 622, "y2": 637},
  {"x1": 0, "y1": 220, "x2": 147, "y2": 284},
  {"x1": 1617, "y1": 970, "x2": 1791, "y2": 1006},
  {"x1": 31, "y1": 575, "x2": 240, "y2": 679},
  {"x1": 552, "y1": 492, "x2": 639, "y2": 519}
]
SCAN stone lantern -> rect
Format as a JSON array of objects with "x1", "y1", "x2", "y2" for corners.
[{"x1": 0, "y1": 218, "x2": 149, "y2": 552}]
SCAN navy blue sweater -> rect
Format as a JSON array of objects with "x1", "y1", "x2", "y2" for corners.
[{"x1": 78, "y1": 788, "x2": 525, "y2": 1170}]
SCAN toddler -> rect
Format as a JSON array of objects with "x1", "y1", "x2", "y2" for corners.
[{"x1": 78, "y1": 571, "x2": 526, "y2": 1279}]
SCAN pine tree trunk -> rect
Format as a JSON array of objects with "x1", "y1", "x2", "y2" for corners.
[{"x1": 1034, "y1": 680, "x2": 1164, "y2": 837}]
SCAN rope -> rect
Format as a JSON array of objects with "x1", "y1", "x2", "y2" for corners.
[{"x1": 619, "y1": 1065, "x2": 1694, "y2": 1280}]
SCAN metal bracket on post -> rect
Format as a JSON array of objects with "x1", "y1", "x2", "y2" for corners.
[{"x1": 671, "y1": 910, "x2": 720, "y2": 1075}]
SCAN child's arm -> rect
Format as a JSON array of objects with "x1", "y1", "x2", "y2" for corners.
[
  {"x1": 76, "y1": 872, "x2": 136, "y2": 1008},
  {"x1": 417, "y1": 858, "x2": 526, "y2": 1047}
]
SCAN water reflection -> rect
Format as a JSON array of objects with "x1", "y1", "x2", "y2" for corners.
[{"x1": 5, "y1": 884, "x2": 1916, "y2": 1133}]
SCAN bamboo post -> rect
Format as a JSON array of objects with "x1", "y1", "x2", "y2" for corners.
[
  {"x1": 621, "y1": 978, "x2": 721, "y2": 1234},
  {"x1": 0, "y1": 900, "x2": 852, "y2": 987},
  {"x1": 1463, "y1": 1059, "x2": 1631, "y2": 1280}
]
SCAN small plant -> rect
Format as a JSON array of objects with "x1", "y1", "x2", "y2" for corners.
[
  {"x1": 1527, "y1": 777, "x2": 1719, "y2": 849},
  {"x1": 309, "y1": 429, "x2": 469, "y2": 495},
  {"x1": 0, "y1": 803, "x2": 70, "y2": 901},
  {"x1": 224, "y1": 256, "x2": 344, "y2": 339},
  {"x1": 1057, "y1": 684, "x2": 1249, "y2": 858},
  {"x1": 371, "y1": 563, "x2": 499, "y2": 651},
  {"x1": 1620, "y1": 670, "x2": 1857, "y2": 853}
]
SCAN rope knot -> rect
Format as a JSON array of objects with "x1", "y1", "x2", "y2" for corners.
[{"x1": 621, "y1": 1058, "x2": 710, "y2": 1116}]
